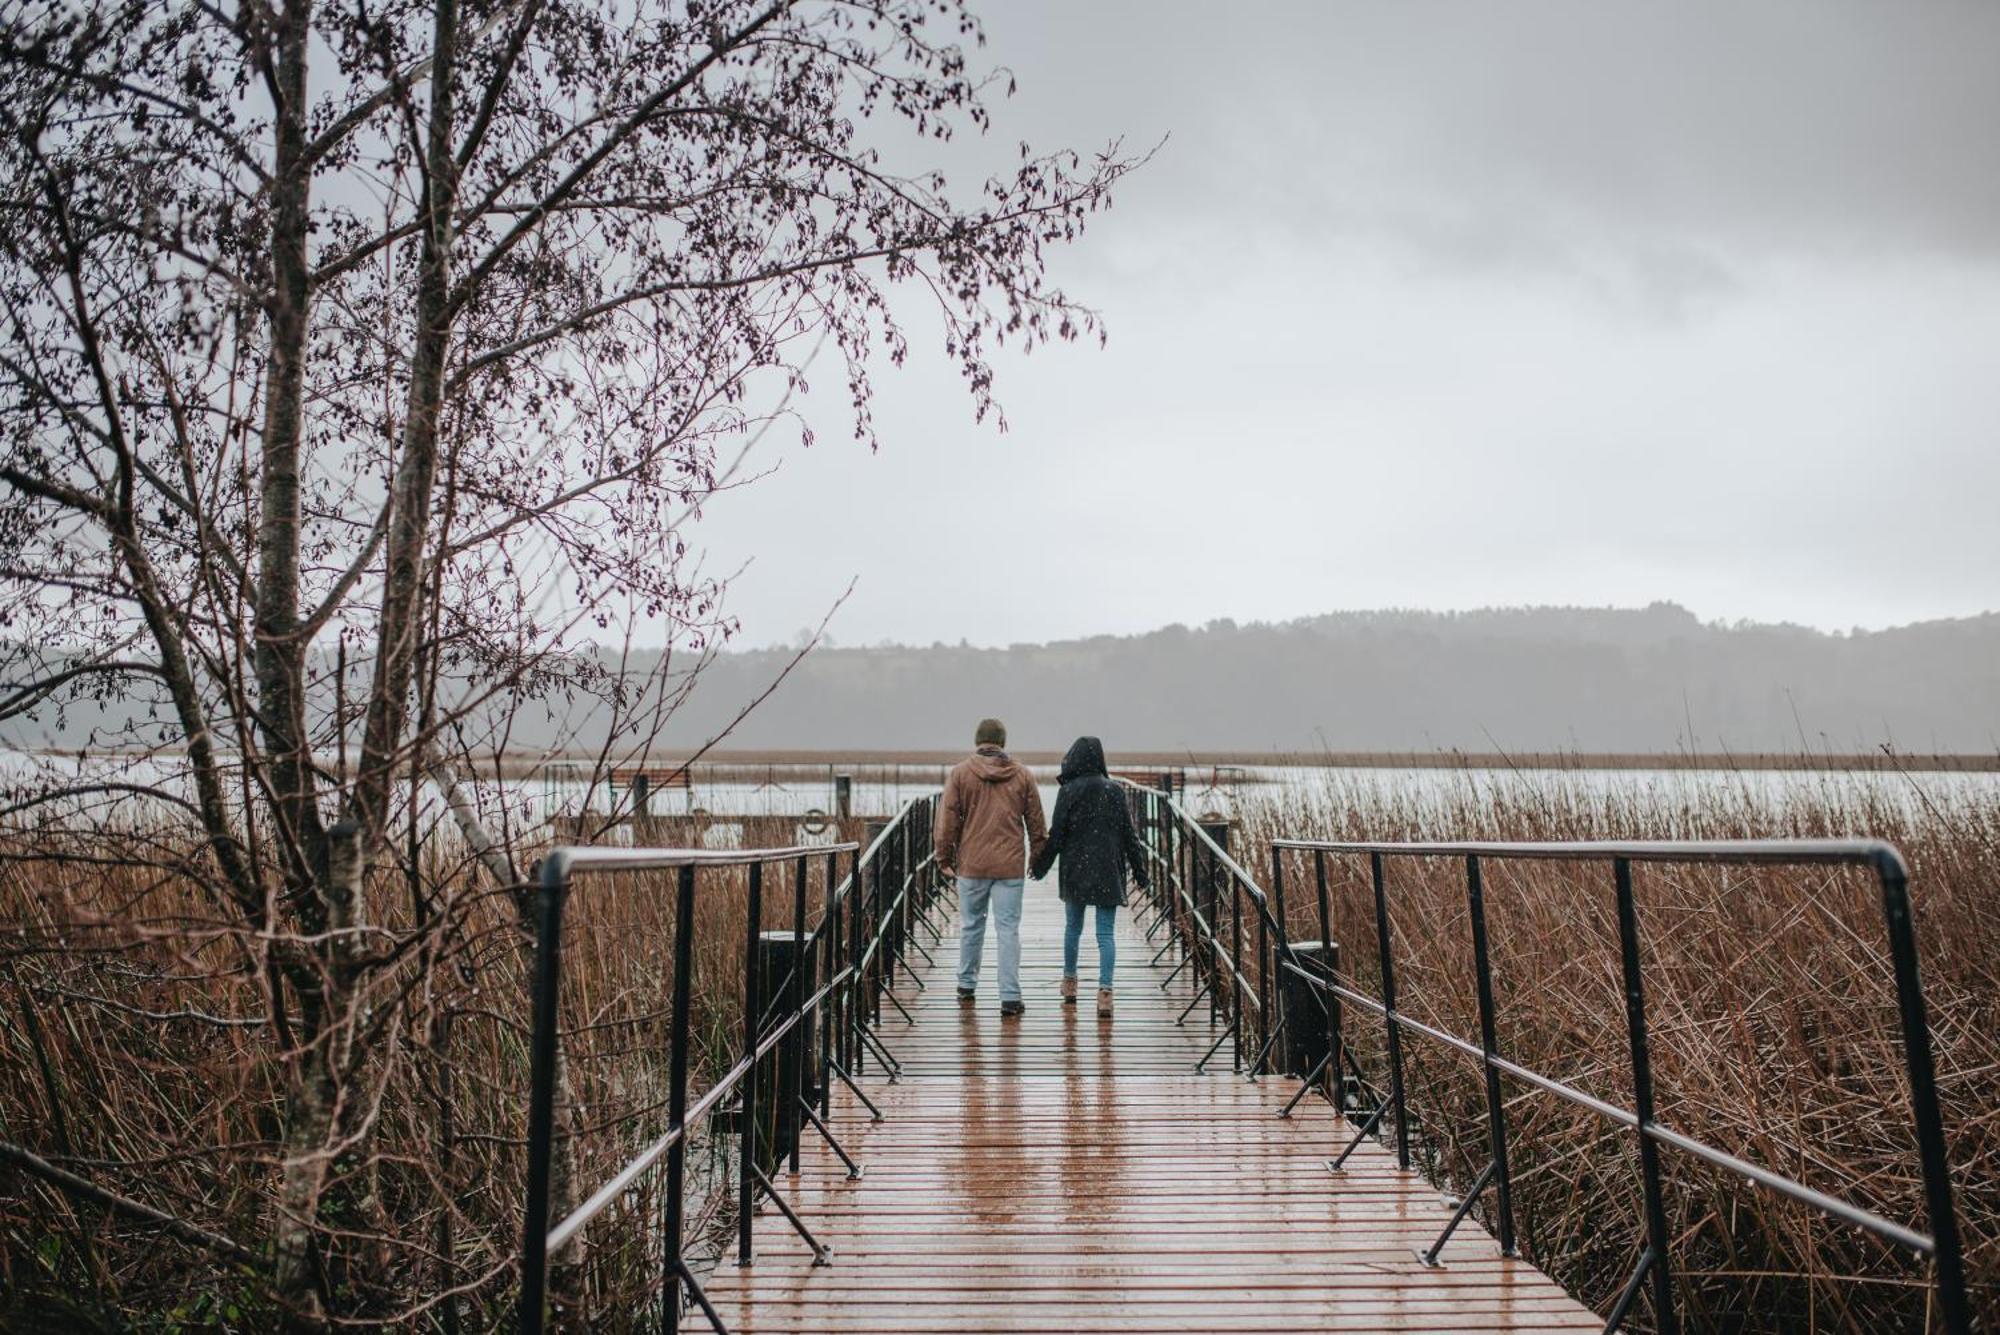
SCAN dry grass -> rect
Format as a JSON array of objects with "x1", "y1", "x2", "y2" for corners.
[
  {"x1": 1233, "y1": 767, "x2": 1999, "y2": 1332},
  {"x1": 0, "y1": 813, "x2": 866, "y2": 1330},
  {"x1": 4, "y1": 767, "x2": 1993, "y2": 1331}
]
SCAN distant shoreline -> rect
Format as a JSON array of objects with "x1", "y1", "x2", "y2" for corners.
[
  {"x1": 14, "y1": 747, "x2": 1995, "y2": 775},
  {"x1": 512, "y1": 748, "x2": 2000, "y2": 773}
]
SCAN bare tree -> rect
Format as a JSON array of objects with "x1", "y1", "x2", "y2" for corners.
[{"x1": 0, "y1": 0, "x2": 1133, "y2": 1322}]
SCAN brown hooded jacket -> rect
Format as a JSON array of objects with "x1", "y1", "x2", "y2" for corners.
[{"x1": 934, "y1": 745, "x2": 1048, "y2": 879}]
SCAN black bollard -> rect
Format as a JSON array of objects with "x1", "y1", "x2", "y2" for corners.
[
  {"x1": 1280, "y1": 940, "x2": 1340, "y2": 1082},
  {"x1": 751, "y1": 930, "x2": 818, "y2": 1173}
]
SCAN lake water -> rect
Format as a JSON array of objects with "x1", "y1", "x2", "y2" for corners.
[{"x1": 5, "y1": 751, "x2": 1994, "y2": 843}]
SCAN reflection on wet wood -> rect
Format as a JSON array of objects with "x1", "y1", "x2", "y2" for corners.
[{"x1": 701, "y1": 891, "x2": 1597, "y2": 1332}]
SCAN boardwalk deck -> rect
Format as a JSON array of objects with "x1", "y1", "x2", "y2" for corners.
[{"x1": 702, "y1": 889, "x2": 1599, "y2": 1333}]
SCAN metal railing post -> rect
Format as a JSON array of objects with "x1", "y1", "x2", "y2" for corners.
[
  {"x1": 1463, "y1": 855, "x2": 1517, "y2": 1256},
  {"x1": 849, "y1": 844, "x2": 867, "y2": 1075},
  {"x1": 662, "y1": 864, "x2": 697, "y2": 1334},
  {"x1": 518, "y1": 858, "x2": 570, "y2": 1335},
  {"x1": 789, "y1": 855, "x2": 809, "y2": 1175},
  {"x1": 737, "y1": 861, "x2": 763, "y2": 1267},
  {"x1": 1181, "y1": 814, "x2": 1195, "y2": 968},
  {"x1": 900, "y1": 818, "x2": 915, "y2": 970},
  {"x1": 1254, "y1": 902, "x2": 1269, "y2": 1075},
  {"x1": 1265, "y1": 850, "x2": 1284, "y2": 1076},
  {"x1": 1313, "y1": 849, "x2": 1331, "y2": 952},
  {"x1": 1266, "y1": 834, "x2": 1967, "y2": 1326},
  {"x1": 1877, "y1": 852, "x2": 1972, "y2": 1335},
  {"x1": 820, "y1": 851, "x2": 838, "y2": 1120},
  {"x1": 1230, "y1": 869, "x2": 1243, "y2": 1071},
  {"x1": 885, "y1": 822, "x2": 902, "y2": 992},
  {"x1": 1613, "y1": 857, "x2": 1676, "y2": 1333},
  {"x1": 1271, "y1": 847, "x2": 1287, "y2": 941},
  {"x1": 1369, "y1": 852, "x2": 1410, "y2": 1170}
]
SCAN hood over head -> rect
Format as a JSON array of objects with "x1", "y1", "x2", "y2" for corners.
[
  {"x1": 968, "y1": 745, "x2": 1025, "y2": 783},
  {"x1": 1059, "y1": 736, "x2": 1108, "y2": 785}
]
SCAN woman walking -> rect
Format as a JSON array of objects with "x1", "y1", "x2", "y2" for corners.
[{"x1": 1031, "y1": 737, "x2": 1150, "y2": 1017}]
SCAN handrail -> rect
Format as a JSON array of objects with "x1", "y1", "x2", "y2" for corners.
[
  {"x1": 1267, "y1": 835, "x2": 1969, "y2": 1335},
  {"x1": 518, "y1": 792, "x2": 946, "y2": 1335},
  {"x1": 545, "y1": 962, "x2": 857, "y2": 1256},
  {"x1": 1271, "y1": 835, "x2": 1908, "y2": 872},
  {"x1": 1119, "y1": 778, "x2": 1303, "y2": 1073},
  {"x1": 1137, "y1": 838, "x2": 1260, "y2": 1011},
  {"x1": 538, "y1": 843, "x2": 854, "y2": 877},
  {"x1": 853, "y1": 851, "x2": 935, "y2": 976}
]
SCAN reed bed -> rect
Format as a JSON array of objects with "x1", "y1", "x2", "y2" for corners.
[
  {"x1": 3, "y1": 768, "x2": 1993, "y2": 1331},
  {"x1": 1234, "y1": 767, "x2": 1998, "y2": 1332},
  {"x1": 0, "y1": 812, "x2": 865, "y2": 1330}
]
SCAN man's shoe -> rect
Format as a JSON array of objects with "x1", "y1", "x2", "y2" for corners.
[
  {"x1": 1000, "y1": 1000, "x2": 1025, "y2": 1018},
  {"x1": 1097, "y1": 988, "x2": 1113, "y2": 1018},
  {"x1": 956, "y1": 988, "x2": 975, "y2": 1005},
  {"x1": 1059, "y1": 977, "x2": 1077, "y2": 1005}
]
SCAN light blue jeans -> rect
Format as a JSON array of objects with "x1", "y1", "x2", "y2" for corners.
[
  {"x1": 1064, "y1": 900, "x2": 1116, "y2": 989},
  {"x1": 956, "y1": 877, "x2": 1024, "y2": 1003}
]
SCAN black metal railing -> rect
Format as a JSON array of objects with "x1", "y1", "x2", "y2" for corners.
[
  {"x1": 1260, "y1": 835, "x2": 1973, "y2": 1335},
  {"x1": 1119, "y1": 778, "x2": 1303, "y2": 1078},
  {"x1": 1113, "y1": 777, "x2": 1973, "y2": 1334},
  {"x1": 518, "y1": 795, "x2": 942, "y2": 1334}
]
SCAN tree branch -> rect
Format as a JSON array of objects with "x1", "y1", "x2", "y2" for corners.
[{"x1": 0, "y1": 1140, "x2": 261, "y2": 1265}]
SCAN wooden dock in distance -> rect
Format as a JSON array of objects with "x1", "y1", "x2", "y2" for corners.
[{"x1": 700, "y1": 890, "x2": 1599, "y2": 1332}]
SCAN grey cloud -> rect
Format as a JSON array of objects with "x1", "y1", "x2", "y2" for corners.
[
  {"x1": 980, "y1": 2, "x2": 2000, "y2": 282},
  {"x1": 681, "y1": 1, "x2": 1999, "y2": 653}
]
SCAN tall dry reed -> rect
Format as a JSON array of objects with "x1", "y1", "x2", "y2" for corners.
[
  {"x1": 0, "y1": 812, "x2": 865, "y2": 1329},
  {"x1": 1233, "y1": 766, "x2": 1997, "y2": 1332}
]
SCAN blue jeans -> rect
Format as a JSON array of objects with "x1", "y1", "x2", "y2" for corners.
[
  {"x1": 1063, "y1": 900, "x2": 1116, "y2": 989},
  {"x1": 956, "y1": 877, "x2": 1024, "y2": 1002}
]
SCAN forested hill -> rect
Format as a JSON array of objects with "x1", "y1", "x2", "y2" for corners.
[
  {"x1": 647, "y1": 603, "x2": 2000, "y2": 754},
  {"x1": 8, "y1": 604, "x2": 1996, "y2": 756}
]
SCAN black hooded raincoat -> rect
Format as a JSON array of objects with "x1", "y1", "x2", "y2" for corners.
[{"x1": 1030, "y1": 737, "x2": 1150, "y2": 908}]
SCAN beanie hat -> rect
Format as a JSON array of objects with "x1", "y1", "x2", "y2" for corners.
[{"x1": 974, "y1": 718, "x2": 1007, "y2": 748}]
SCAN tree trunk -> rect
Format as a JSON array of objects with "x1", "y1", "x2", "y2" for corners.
[
  {"x1": 256, "y1": 0, "x2": 327, "y2": 887},
  {"x1": 356, "y1": 0, "x2": 460, "y2": 846},
  {"x1": 272, "y1": 823, "x2": 363, "y2": 1326}
]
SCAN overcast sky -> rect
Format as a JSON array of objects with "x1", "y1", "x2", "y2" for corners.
[{"x1": 692, "y1": 0, "x2": 2000, "y2": 650}]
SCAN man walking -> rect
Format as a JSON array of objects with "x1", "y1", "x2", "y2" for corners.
[{"x1": 934, "y1": 718, "x2": 1047, "y2": 1017}]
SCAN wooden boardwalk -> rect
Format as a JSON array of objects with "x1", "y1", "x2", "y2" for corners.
[{"x1": 702, "y1": 889, "x2": 1599, "y2": 1333}]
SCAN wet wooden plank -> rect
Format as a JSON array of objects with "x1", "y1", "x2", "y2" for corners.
[{"x1": 699, "y1": 891, "x2": 1597, "y2": 1333}]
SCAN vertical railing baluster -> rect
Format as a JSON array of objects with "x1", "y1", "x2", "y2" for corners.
[
  {"x1": 662, "y1": 863, "x2": 697, "y2": 1333},
  {"x1": 884, "y1": 822, "x2": 900, "y2": 994},
  {"x1": 1876, "y1": 852, "x2": 1971, "y2": 1335},
  {"x1": 1463, "y1": 855, "x2": 1517, "y2": 1256},
  {"x1": 789, "y1": 854, "x2": 808, "y2": 1174},
  {"x1": 1230, "y1": 868, "x2": 1243, "y2": 1071},
  {"x1": 1271, "y1": 848, "x2": 1287, "y2": 945},
  {"x1": 1613, "y1": 858, "x2": 1677, "y2": 1333},
  {"x1": 848, "y1": 845, "x2": 865, "y2": 1075},
  {"x1": 820, "y1": 851, "x2": 837, "y2": 1119},
  {"x1": 900, "y1": 817, "x2": 914, "y2": 976},
  {"x1": 1181, "y1": 813, "x2": 1195, "y2": 970},
  {"x1": 518, "y1": 859, "x2": 570, "y2": 1335},
  {"x1": 1266, "y1": 848, "x2": 1286, "y2": 1078},
  {"x1": 1212, "y1": 847, "x2": 1223, "y2": 1032},
  {"x1": 1313, "y1": 849, "x2": 1330, "y2": 952},
  {"x1": 1369, "y1": 852, "x2": 1410, "y2": 1170},
  {"x1": 737, "y1": 861, "x2": 763, "y2": 1267}
]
